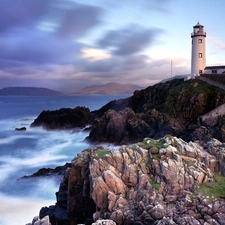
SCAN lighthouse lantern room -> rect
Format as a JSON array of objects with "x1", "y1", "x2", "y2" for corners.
[{"x1": 191, "y1": 22, "x2": 206, "y2": 75}]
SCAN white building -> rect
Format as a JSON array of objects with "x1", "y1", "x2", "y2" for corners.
[
  {"x1": 204, "y1": 66, "x2": 225, "y2": 74},
  {"x1": 191, "y1": 22, "x2": 206, "y2": 75},
  {"x1": 190, "y1": 22, "x2": 225, "y2": 76}
]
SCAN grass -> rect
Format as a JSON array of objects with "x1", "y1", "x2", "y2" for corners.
[
  {"x1": 136, "y1": 138, "x2": 165, "y2": 162},
  {"x1": 137, "y1": 138, "x2": 165, "y2": 150},
  {"x1": 182, "y1": 159, "x2": 196, "y2": 167},
  {"x1": 151, "y1": 180, "x2": 160, "y2": 190},
  {"x1": 197, "y1": 173, "x2": 225, "y2": 199},
  {"x1": 95, "y1": 149, "x2": 110, "y2": 159},
  {"x1": 165, "y1": 79, "x2": 225, "y2": 117},
  {"x1": 146, "y1": 161, "x2": 151, "y2": 169}
]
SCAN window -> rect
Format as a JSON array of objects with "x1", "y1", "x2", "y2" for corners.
[
  {"x1": 198, "y1": 39, "x2": 202, "y2": 43},
  {"x1": 199, "y1": 53, "x2": 202, "y2": 58},
  {"x1": 212, "y1": 70, "x2": 217, "y2": 74},
  {"x1": 199, "y1": 70, "x2": 203, "y2": 74}
]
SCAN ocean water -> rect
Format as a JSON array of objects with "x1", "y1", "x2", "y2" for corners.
[{"x1": 0, "y1": 95, "x2": 125, "y2": 225}]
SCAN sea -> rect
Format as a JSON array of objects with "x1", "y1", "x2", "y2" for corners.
[{"x1": 0, "y1": 95, "x2": 126, "y2": 225}]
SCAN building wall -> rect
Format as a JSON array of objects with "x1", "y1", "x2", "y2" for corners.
[{"x1": 204, "y1": 69, "x2": 225, "y2": 74}]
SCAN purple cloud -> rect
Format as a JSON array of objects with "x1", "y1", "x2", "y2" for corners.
[
  {"x1": 0, "y1": 29, "x2": 82, "y2": 67},
  {"x1": 56, "y1": 3, "x2": 102, "y2": 39},
  {"x1": 0, "y1": 0, "x2": 50, "y2": 32},
  {"x1": 98, "y1": 24, "x2": 163, "y2": 55}
]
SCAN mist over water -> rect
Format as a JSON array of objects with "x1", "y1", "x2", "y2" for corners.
[{"x1": 0, "y1": 95, "x2": 124, "y2": 225}]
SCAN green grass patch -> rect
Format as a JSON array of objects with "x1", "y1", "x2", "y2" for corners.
[
  {"x1": 197, "y1": 173, "x2": 225, "y2": 199},
  {"x1": 137, "y1": 138, "x2": 165, "y2": 150},
  {"x1": 95, "y1": 149, "x2": 110, "y2": 159},
  {"x1": 146, "y1": 161, "x2": 151, "y2": 169},
  {"x1": 182, "y1": 159, "x2": 196, "y2": 167},
  {"x1": 151, "y1": 180, "x2": 160, "y2": 190}
]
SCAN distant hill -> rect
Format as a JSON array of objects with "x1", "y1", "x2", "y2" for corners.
[
  {"x1": 0, "y1": 87, "x2": 63, "y2": 96},
  {"x1": 70, "y1": 83, "x2": 142, "y2": 95}
]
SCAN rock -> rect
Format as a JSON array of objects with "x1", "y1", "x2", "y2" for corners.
[
  {"x1": 30, "y1": 136, "x2": 225, "y2": 225},
  {"x1": 108, "y1": 191, "x2": 117, "y2": 212},
  {"x1": 110, "y1": 210, "x2": 124, "y2": 225},
  {"x1": 15, "y1": 126, "x2": 26, "y2": 131},
  {"x1": 88, "y1": 79, "x2": 225, "y2": 144},
  {"x1": 103, "y1": 170, "x2": 126, "y2": 196},
  {"x1": 92, "y1": 177, "x2": 109, "y2": 211},
  {"x1": 149, "y1": 204, "x2": 165, "y2": 220},
  {"x1": 26, "y1": 216, "x2": 51, "y2": 225},
  {"x1": 19, "y1": 163, "x2": 71, "y2": 179},
  {"x1": 92, "y1": 219, "x2": 116, "y2": 225},
  {"x1": 31, "y1": 106, "x2": 94, "y2": 130}
]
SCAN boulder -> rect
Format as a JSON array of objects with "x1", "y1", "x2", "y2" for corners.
[
  {"x1": 15, "y1": 127, "x2": 26, "y2": 131},
  {"x1": 31, "y1": 106, "x2": 94, "y2": 130}
]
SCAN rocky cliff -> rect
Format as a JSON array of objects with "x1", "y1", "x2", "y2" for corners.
[
  {"x1": 31, "y1": 78, "x2": 225, "y2": 144},
  {"x1": 28, "y1": 135, "x2": 225, "y2": 225},
  {"x1": 88, "y1": 78, "x2": 225, "y2": 144}
]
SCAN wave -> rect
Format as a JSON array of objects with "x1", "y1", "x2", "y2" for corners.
[{"x1": 0, "y1": 192, "x2": 56, "y2": 225}]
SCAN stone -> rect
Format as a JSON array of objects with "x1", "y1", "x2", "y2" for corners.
[
  {"x1": 92, "y1": 219, "x2": 116, "y2": 225},
  {"x1": 92, "y1": 177, "x2": 109, "y2": 211},
  {"x1": 31, "y1": 106, "x2": 94, "y2": 130},
  {"x1": 149, "y1": 204, "x2": 165, "y2": 220},
  {"x1": 108, "y1": 191, "x2": 117, "y2": 212},
  {"x1": 33, "y1": 216, "x2": 51, "y2": 225},
  {"x1": 15, "y1": 126, "x2": 26, "y2": 131},
  {"x1": 103, "y1": 170, "x2": 126, "y2": 196},
  {"x1": 110, "y1": 210, "x2": 124, "y2": 225}
]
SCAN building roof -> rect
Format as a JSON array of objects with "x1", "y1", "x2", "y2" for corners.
[
  {"x1": 193, "y1": 22, "x2": 204, "y2": 28},
  {"x1": 205, "y1": 65, "x2": 225, "y2": 70}
]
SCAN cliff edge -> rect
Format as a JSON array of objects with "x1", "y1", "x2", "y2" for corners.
[
  {"x1": 28, "y1": 136, "x2": 225, "y2": 225},
  {"x1": 31, "y1": 78, "x2": 225, "y2": 144}
]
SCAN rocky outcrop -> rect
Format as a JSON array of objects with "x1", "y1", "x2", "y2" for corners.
[
  {"x1": 31, "y1": 106, "x2": 94, "y2": 130},
  {"x1": 26, "y1": 215, "x2": 51, "y2": 225},
  {"x1": 19, "y1": 163, "x2": 71, "y2": 179},
  {"x1": 15, "y1": 127, "x2": 26, "y2": 131},
  {"x1": 36, "y1": 136, "x2": 225, "y2": 225},
  {"x1": 30, "y1": 79, "x2": 225, "y2": 144},
  {"x1": 89, "y1": 79, "x2": 225, "y2": 144}
]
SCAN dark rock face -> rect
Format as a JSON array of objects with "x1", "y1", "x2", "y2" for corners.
[
  {"x1": 19, "y1": 163, "x2": 71, "y2": 179},
  {"x1": 15, "y1": 127, "x2": 26, "y2": 131},
  {"x1": 31, "y1": 106, "x2": 94, "y2": 130},
  {"x1": 89, "y1": 79, "x2": 225, "y2": 144},
  {"x1": 38, "y1": 150, "x2": 96, "y2": 225},
  {"x1": 88, "y1": 108, "x2": 170, "y2": 144},
  {"x1": 30, "y1": 79, "x2": 225, "y2": 144}
]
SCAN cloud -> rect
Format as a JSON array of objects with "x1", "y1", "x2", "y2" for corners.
[
  {"x1": 81, "y1": 48, "x2": 112, "y2": 61},
  {"x1": 0, "y1": 1, "x2": 103, "y2": 71},
  {"x1": 0, "y1": 29, "x2": 82, "y2": 68},
  {"x1": 0, "y1": 0, "x2": 50, "y2": 33},
  {"x1": 0, "y1": 0, "x2": 187, "y2": 92},
  {"x1": 0, "y1": 0, "x2": 102, "y2": 40},
  {"x1": 98, "y1": 24, "x2": 163, "y2": 55},
  {"x1": 208, "y1": 36, "x2": 225, "y2": 51},
  {"x1": 55, "y1": 3, "x2": 102, "y2": 39}
]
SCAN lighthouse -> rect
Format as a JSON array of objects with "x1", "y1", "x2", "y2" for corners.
[{"x1": 191, "y1": 22, "x2": 206, "y2": 75}]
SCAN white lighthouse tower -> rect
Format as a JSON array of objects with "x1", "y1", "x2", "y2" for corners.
[{"x1": 191, "y1": 22, "x2": 206, "y2": 75}]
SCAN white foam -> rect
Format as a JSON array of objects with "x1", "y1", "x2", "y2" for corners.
[{"x1": 0, "y1": 193, "x2": 55, "y2": 225}]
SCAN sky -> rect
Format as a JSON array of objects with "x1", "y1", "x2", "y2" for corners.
[{"x1": 1, "y1": 0, "x2": 225, "y2": 92}]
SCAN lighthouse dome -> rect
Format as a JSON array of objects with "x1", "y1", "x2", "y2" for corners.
[{"x1": 193, "y1": 22, "x2": 204, "y2": 28}]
